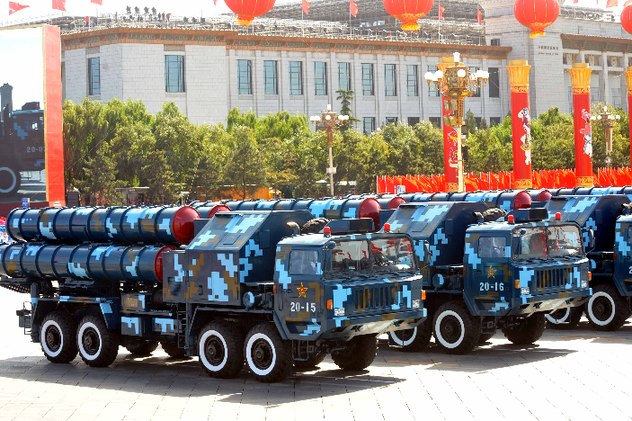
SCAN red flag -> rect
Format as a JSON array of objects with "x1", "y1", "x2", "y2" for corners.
[
  {"x1": 9, "y1": 1, "x2": 29, "y2": 14},
  {"x1": 350, "y1": 0, "x2": 358, "y2": 17},
  {"x1": 302, "y1": 0, "x2": 311, "y2": 14},
  {"x1": 52, "y1": 0, "x2": 65, "y2": 11},
  {"x1": 606, "y1": 0, "x2": 618, "y2": 7},
  {"x1": 476, "y1": 7, "x2": 482, "y2": 24},
  {"x1": 438, "y1": 5, "x2": 445, "y2": 20},
  {"x1": 90, "y1": 0, "x2": 103, "y2": 4}
]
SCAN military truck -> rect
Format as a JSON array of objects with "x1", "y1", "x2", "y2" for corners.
[
  {"x1": 543, "y1": 195, "x2": 632, "y2": 331},
  {"x1": 0, "y1": 207, "x2": 425, "y2": 382},
  {"x1": 383, "y1": 202, "x2": 591, "y2": 354}
]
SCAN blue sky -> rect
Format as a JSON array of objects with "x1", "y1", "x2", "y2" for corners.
[{"x1": 0, "y1": 26, "x2": 43, "y2": 109}]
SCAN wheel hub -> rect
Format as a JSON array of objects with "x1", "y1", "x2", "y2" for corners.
[
  {"x1": 593, "y1": 297, "x2": 612, "y2": 321},
  {"x1": 45, "y1": 328, "x2": 61, "y2": 352},
  {"x1": 82, "y1": 328, "x2": 100, "y2": 355},
  {"x1": 441, "y1": 317, "x2": 461, "y2": 343},
  {"x1": 252, "y1": 340, "x2": 272, "y2": 369},
  {"x1": 205, "y1": 338, "x2": 225, "y2": 365}
]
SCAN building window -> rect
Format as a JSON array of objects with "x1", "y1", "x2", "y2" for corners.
[
  {"x1": 407, "y1": 65, "x2": 419, "y2": 97},
  {"x1": 385, "y1": 116, "x2": 398, "y2": 124},
  {"x1": 88, "y1": 57, "x2": 100, "y2": 96},
  {"x1": 428, "y1": 65, "x2": 440, "y2": 97},
  {"x1": 362, "y1": 63, "x2": 375, "y2": 96},
  {"x1": 363, "y1": 117, "x2": 376, "y2": 134},
  {"x1": 165, "y1": 55, "x2": 185, "y2": 93},
  {"x1": 385, "y1": 64, "x2": 397, "y2": 96},
  {"x1": 490, "y1": 38, "x2": 500, "y2": 46},
  {"x1": 469, "y1": 67, "x2": 481, "y2": 97},
  {"x1": 237, "y1": 59, "x2": 252, "y2": 95},
  {"x1": 489, "y1": 117, "x2": 501, "y2": 126},
  {"x1": 407, "y1": 117, "x2": 420, "y2": 126},
  {"x1": 314, "y1": 61, "x2": 328, "y2": 96},
  {"x1": 264, "y1": 60, "x2": 278, "y2": 95},
  {"x1": 339, "y1": 62, "x2": 351, "y2": 91},
  {"x1": 488, "y1": 67, "x2": 500, "y2": 98},
  {"x1": 429, "y1": 117, "x2": 441, "y2": 127},
  {"x1": 289, "y1": 61, "x2": 303, "y2": 96}
]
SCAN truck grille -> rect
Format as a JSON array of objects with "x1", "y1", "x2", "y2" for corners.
[
  {"x1": 535, "y1": 268, "x2": 571, "y2": 290},
  {"x1": 353, "y1": 285, "x2": 399, "y2": 312}
]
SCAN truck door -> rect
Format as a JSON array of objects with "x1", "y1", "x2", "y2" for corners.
[{"x1": 614, "y1": 219, "x2": 632, "y2": 295}]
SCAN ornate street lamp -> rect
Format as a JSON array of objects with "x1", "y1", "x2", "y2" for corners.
[
  {"x1": 425, "y1": 52, "x2": 489, "y2": 192},
  {"x1": 310, "y1": 104, "x2": 349, "y2": 196},
  {"x1": 590, "y1": 105, "x2": 620, "y2": 167}
]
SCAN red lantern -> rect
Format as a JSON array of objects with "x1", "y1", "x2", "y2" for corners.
[
  {"x1": 224, "y1": 0, "x2": 276, "y2": 26},
  {"x1": 622, "y1": 4, "x2": 632, "y2": 34},
  {"x1": 513, "y1": 0, "x2": 560, "y2": 38},
  {"x1": 383, "y1": 0, "x2": 434, "y2": 31}
]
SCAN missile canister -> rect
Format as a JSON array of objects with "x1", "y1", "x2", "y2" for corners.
[{"x1": 196, "y1": 204, "x2": 232, "y2": 218}]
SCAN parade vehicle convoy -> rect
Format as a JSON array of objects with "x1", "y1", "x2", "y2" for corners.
[
  {"x1": 0, "y1": 205, "x2": 425, "y2": 382},
  {"x1": 542, "y1": 194, "x2": 632, "y2": 330},
  {"x1": 382, "y1": 201, "x2": 592, "y2": 354}
]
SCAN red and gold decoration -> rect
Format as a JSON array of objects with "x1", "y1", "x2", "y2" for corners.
[
  {"x1": 507, "y1": 60, "x2": 532, "y2": 189},
  {"x1": 383, "y1": 0, "x2": 434, "y2": 31},
  {"x1": 513, "y1": 0, "x2": 560, "y2": 38},
  {"x1": 621, "y1": 3, "x2": 632, "y2": 34},
  {"x1": 625, "y1": 67, "x2": 632, "y2": 166},
  {"x1": 224, "y1": 0, "x2": 276, "y2": 26},
  {"x1": 569, "y1": 63, "x2": 594, "y2": 188},
  {"x1": 442, "y1": 96, "x2": 459, "y2": 192}
]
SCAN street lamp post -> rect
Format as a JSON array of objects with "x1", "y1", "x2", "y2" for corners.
[
  {"x1": 424, "y1": 52, "x2": 489, "y2": 192},
  {"x1": 590, "y1": 105, "x2": 620, "y2": 167},
  {"x1": 310, "y1": 104, "x2": 349, "y2": 196}
]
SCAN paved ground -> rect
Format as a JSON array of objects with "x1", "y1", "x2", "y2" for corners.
[{"x1": 1, "y1": 289, "x2": 632, "y2": 421}]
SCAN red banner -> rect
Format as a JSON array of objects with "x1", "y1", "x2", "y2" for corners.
[
  {"x1": 511, "y1": 91, "x2": 532, "y2": 189},
  {"x1": 572, "y1": 91, "x2": 593, "y2": 187},
  {"x1": 442, "y1": 96, "x2": 458, "y2": 192}
]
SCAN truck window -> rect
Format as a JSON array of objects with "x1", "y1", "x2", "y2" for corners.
[
  {"x1": 516, "y1": 227, "x2": 548, "y2": 259},
  {"x1": 289, "y1": 250, "x2": 320, "y2": 276},
  {"x1": 371, "y1": 237, "x2": 416, "y2": 271},
  {"x1": 478, "y1": 236, "x2": 507, "y2": 258},
  {"x1": 514, "y1": 225, "x2": 582, "y2": 259},
  {"x1": 547, "y1": 226, "x2": 582, "y2": 257},
  {"x1": 331, "y1": 240, "x2": 370, "y2": 273}
]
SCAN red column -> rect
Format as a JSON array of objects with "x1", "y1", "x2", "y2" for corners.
[
  {"x1": 626, "y1": 67, "x2": 632, "y2": 166},
  {"x1": 569, "y1": 63, "x2": 593, "y2": 188},
  {"x1": 507, "y1": 60, "x2": 532, "y2": 189},
  {"x1": 442, "y1": 96, "x2": 459, "y2": 192}
]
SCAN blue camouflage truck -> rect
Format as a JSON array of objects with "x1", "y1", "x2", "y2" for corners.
[
  {"x1": 383, "y1": 202, "x2": 591, "y2": 354},
  {"x1": 0, "y1": 207, "x2": 425, "y2": 382},
  {"x1": 544, "y1": 195, "x2": 632, "y2": 330}
]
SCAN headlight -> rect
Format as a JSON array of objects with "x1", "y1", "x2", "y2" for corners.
[
  {"x1": 334, "y1": 307, "x2": 345, "y2": 317},
  {"x1": 581, "y1": 279, "x2": 589, "y2": 288},
  {"x1": 412, "y1": 299, "x2": 421, "y2": 309},
  {"x1": 520, "y1": 287, "x2": 530, "y2": 295}
]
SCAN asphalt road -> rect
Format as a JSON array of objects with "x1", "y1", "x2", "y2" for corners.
[{"x1": 0, "y1": 288, "x2": 631, "y2": 420}]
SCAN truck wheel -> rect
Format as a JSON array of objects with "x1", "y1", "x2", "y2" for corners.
[
  {"x1": 294, "y1": 351, "x2": 326, "y2": 369},
  {"x1": 160, "y1": 340, "x2": 188, "y2": 359},
  {"x1": 502, "y1": 313, "x2": 546, "y2": 345},
  {"x1": 546, "y1": 307, "x2": 583, "y2": 330},
  {"x1": 0, "y1": 165, "x2": 20, "y2": 195},
  {"x1": 388, "y1": 321, "x2": 432, "y2": 352},
  {"x1": 586, "y1": 284, "x2": 631, "y2": 331},
  {"x1": 77, "y1": 314, "x2": 119, "y2": 367},
  {"x1": 125, "y1": 339, "x2": 159, "y2": 356},
  {"x1": 40, "y1": 311, "x2": 78, "y2": 363},
  {"x1": 244, "y1": 323, "x2": 292, "y2": 383},
  {"x1": 331, "y1": 334, "x2": 377, "y2": 370},
  {"x1": 198, "y1": 321, "x2": 244, "y2": 379},
  {"x1": 433, "y1": 302, "x2": 480, "y2": 354}
]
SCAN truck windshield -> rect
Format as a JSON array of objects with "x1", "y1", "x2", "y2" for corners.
[
  {"x1": 328, "y1": 236, "x2": 416, "y2": 277},
  {"x1": 514, "y1": 225, "x2": 582, "y2": 259}
]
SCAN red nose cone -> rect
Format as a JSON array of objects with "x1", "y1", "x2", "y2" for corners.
[
  {"x1": 513, "y1": 191, "x2": 532, "y2": 209},
  {"x1": 387, "y1": 197, "x2": 406, "y2": 209},
  {"x1": 537, "y1": 190, "x2": 552, "y2": 202},
  {"x1": 154, "y1": 245, "x2": 176, "y2": 283},
  {"x1": 172, "y1": 206, "x2": 201, "y2": 245},
  {"x1": 206, "y1": 204, "x2": 232, "y2": 217},
  {"x1": 358, "y1": 198, "x2": 381, "y2": 229}
]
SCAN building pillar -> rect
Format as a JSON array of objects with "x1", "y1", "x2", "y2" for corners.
[
  {"x1": 507, "y1": 60, "x2": 532, "y2": 189},
  {"x1": 625, "y1": 67, "x2": 632, "y2": 167},
  {"x1": 569, "y1": 63, "x2": 594, "y2": 188}
]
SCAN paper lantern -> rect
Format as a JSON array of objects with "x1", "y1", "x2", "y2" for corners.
[
  {"x1": 383, "y1": 0, "x2": 435, "y2": 31},
  {"x1": 622, "y1": 4, "x2": 632, "y2": 34},
  {"x1": 224, "y1": 0, "x2": 276, "y2": 26},
  {"x1": 514, "y1": 0, "x2": 560, "y2": 38}
]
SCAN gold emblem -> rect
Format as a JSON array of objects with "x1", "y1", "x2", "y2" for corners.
[
  {"x1": 297, "y1": 283, "x2": 308, "y2": 298},
  {"x1": 487, "y1": 266, "x2": 496, "y2": 279}
]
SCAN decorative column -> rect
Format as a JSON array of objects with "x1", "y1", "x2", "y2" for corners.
[
  {"x1": 507, "y1": 60, "x2": 532, "y2": 189},
  {"x1": 569, "y1": 63, "x2": 593, "y2": 188},
  {"x1": 439, "y1": 57, "x2": 459, "y2": 192},
  {"x1": 625, "y1": 66, "x2": 632, "y2": 166}
]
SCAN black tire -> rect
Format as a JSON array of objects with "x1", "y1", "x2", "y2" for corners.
[
  {"x1": 301, "y1": 218, "x2": 330, "y2": 234},
  {"x1": 244, "y1": 323, "x2": 292, "y2": 383},
  {"x1": 198, "y1": 321, "x2": 244, "y2": 379},
  {"x1": 331, "y1": 334, "x2": 377, "y2": 371},
  {"x1": 40, "y1": 311, "x2": 78, "y2": 363},
  {"x1": 586, "y1": 284, "x2": 631, "y2": 331},
  {"x1": 502, "y1": 313, "x2": 546, "y2": 345},
  {"x1": 388, "y1": 321, "x2": 433, "y2": 352},
  {"x1": 160, "y1": 340, "x2": 188, "y2": 359},
  {"x1": 0, "y1": 165, "x2": 20, "y2": 195},
  {"x1": 76, "y1": 314, "x2": 119, "y2": 367},
  {"x1": 546, "y1": 306, "x2": 583, "y2": 330},
  {"x1": 294, "y1": 351, "x2": 326, "y2": 369},
  {"x1": 433, "y1": 302, "x2": 480, "y2": 354},
  {"x1": 478, "y1": 331, "x2": 496, "y2": 344},
  {"x1": 125, "y1": 339, "x2": 159, "y2": 356}
]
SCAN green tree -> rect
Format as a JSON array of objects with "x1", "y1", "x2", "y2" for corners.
[
  {"x1": 223, "y1": 126, "x2": 266, "y2": 199},
  {"x1": 336, "y1": 90, "x2": 360, "y2": 131},
  {"x1": 466, "y1": 116, "x2": 513, "y2": 172}
]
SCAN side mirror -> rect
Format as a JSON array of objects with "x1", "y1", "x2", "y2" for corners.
[
  {"x1": 586, "y1": 228, "x2": 596, "y2": 251},
  {"x1": 422, "y1": 241, "x2": 432, "y2": 267}
]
